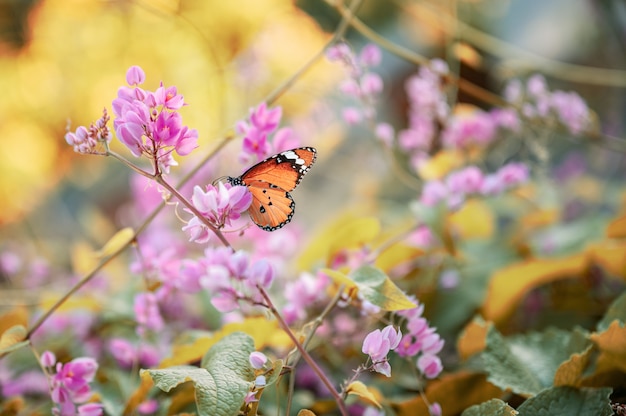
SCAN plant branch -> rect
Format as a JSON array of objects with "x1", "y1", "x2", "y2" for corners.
[{"x1": 258, "y1": 286, "x2": 348, "y2": 416}]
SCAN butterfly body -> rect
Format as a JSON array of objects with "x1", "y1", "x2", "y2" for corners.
[{"x1": 227, "y1": 147, "x2": 317, "y2": 231}]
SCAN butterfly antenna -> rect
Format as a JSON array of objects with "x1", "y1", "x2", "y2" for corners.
[{"x1": 212, "y1": 175, "x2": 230, "y2": 187}]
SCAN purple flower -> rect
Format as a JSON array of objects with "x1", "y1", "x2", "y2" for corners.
[{"x1": 420, "y1": 180, "x2": 447, "y2": 207}]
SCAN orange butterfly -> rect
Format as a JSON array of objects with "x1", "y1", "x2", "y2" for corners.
[{"x1": 227, "y1": 147, "x2": 317, "y2": 231}]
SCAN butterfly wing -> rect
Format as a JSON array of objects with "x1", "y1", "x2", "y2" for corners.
[
  {"x1": 246, "y1": 180, "x2": 295, "y2": 231},
  {"x1": 239, "y1": 147, "x2": 317, "y2": 192}
]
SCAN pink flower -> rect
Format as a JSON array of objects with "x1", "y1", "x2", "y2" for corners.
[
  {"x1": 550, "y1": 90, "x2": 589, "y2": 134},
  {"x1": 362, "y1": 325, "x2": 402, "y2": 376},
  {"x1": 497, "y1": 162, "x2": 529, "y2": 188},
  {"x1": 134, "y1": 292, "x2": 164, "y2": 334},
  {"x1": 182, "y1": 183, "x2": 252, "y2": 242},
  {"x1": 65, "y1": 109, "x2": 112, "y2": 154},
  {"x1": 111, "y1": 66, "x2": 198, "y2": 166},
  {"x1": 417, "y1": 354, "x2": 443, "y2": 379},
  {"x1": 126, "y1": 66, "x2": 145, "y2": 86},
  {"x1": 42, "y1": 352, "x2": 100, "y2": 415},
  {"x1": 250, "y1": 102, "x2": 282, "y2": 133},
  {"x1": 375, "y1": 123, "x2": 394, "y2": 146},
  {"x1": 429, "y1": 402, "x2": 443, "y2": 416},
  {"x1": 137, "y1": 400, "x2": 159, "y2": 415},
  {"x1": 359, "y1": 43, "x2": 382, "y2": 67},
  {"x1": 420, "y1": 181, "x2": 447, "y2": 207},
  {"x1": 446, "y1": 166, "x2": 484, "y2": 195},
  {"x1": 342, "y1": 107, "x2": 362, "y2": 125},
  {"x1": 249, "y1": 352, "x2": 268, "y2": 369},
  {"x1": 77, "y1": 403, "x2": 104, "y2": 416},
  {"x1": 360, "y1": 73, "x2": 383, "y2": 95}
]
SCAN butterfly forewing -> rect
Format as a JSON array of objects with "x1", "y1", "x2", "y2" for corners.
[
  {"x1": 239, "y1": 147, "x2": 317, "y2": 192},
  {"x1": 247, "y1": 181, "x2": 295, "y2": 231}
]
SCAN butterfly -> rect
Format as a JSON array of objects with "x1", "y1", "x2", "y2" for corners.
[{"x1": 227, "y1": 147, "x2": 317, "y2": 231}]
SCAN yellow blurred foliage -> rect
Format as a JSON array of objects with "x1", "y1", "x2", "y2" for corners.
[
  {"x1": 590, "y1": 320, "x2": 626, "y2": 374},
  {"x1": 554, "y1": 345, "x2": 593, "y2": 387},
  {"x1": 482, "y1": 254, "x2": 587, "y2": 326},
  {"x1": 457, "y1": 317, "x2": 491, "y2": 361},
  {"x1": 0, "y1": 0, "x2": 335, "y2": 224},
  {"x1": 417, "y1": 150, "x2": 463, "y2": 180},
  {"x1": 160, "y1": 316, "x2": 291, "y2": 368},
  {"x1": 447, "y1": 198, "x2": 495, "y2": 239},
  {"x1": 393, "y1": 371, "x2": 503, "y2": 416}
]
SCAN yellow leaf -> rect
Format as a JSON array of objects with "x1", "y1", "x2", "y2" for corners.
[
  {"x1": 0, "y1": 307, "x2": 28, "y2": 334},
  {"x1": 554, "y1": 345, "x2": 593, "y2": 387},
  {"x1": 298, "y1": 215, "x2": 380, "y2": 270},
  {"x1": 590, "y1": 320, "x2": 626, "y2": 374},
  {"x1": 374, "y1": 242, "x2": 424, "y2": 273},
  {"x1": 457, "y1": 317, "x2": 492, "y2": 361},
  {"x1": 345, "y1": 381, "x2": 382, "y2": 408},
  {"x1": 520, "y1": 208, "x2": 560, "y2": 229},
  {"x1": 375, "y1": 275, "x2": 418, "y2": 311},
  {"x1": 123, "y1": 371, "x2": 154, "y2": 415},
  {"x1": 0, "y1": 325, "x2": 27, "y2": 350},
  {"x1": 394, "y1": 371, "x2": 503, "y2": 416},
  {"x1": 448, "y1": 199, "x2": 494, "y2": 239},
  {"x1": 296, "y1": 410, "x2": 317, "y2": 416},
  {"x1": 482, "y1": 254, "x2": 587, "y2": 326},
  {"x1": 96, "y1": 227, "x2": 135, "y2": 258},
  {"x1": 586, "y1": 241, "x2": 626, "y2": 279},
  {"x1": 606, "y1": 215, "x2": 626, "y2": 238},
  {"x1": 417, "y1": 150, "x2": 463, "y2": 180},
  {"x1": 320, "y1": 268, "x2": 358, "y2": 291},
  {"x1": 160, "y1": 317, "x2": 291, "y2": 367},
  {"x1": 71, "y1": 241, "x2": 99, "y2": 277},
  {"x1": 40, "y1": 294, "x2": 101, "y2": 313}
]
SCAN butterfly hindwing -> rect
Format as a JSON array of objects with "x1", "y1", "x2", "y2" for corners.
[
  {"x1": 246, "y1": 180, "x2": 295, "y2": 231},
  {"x1": 238, "y1": 147, "x2": 317, "y2": 192}
]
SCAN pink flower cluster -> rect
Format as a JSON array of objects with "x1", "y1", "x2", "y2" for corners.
[
  {"x1": 108, "y1": 338, "x2": 160, "y2": 370},
  {"x1": 182, "y1": 183, "x2": 252, "y2": 243},
  {"x1": 178, "y1": 247, "x2": 275, "y2": 312},
  {"x1": 396, "y1": 59, "x2": 450, "y2": 157},
  {"x1": 420, "y1": 162, "x2": 530, "y2": 209},
  {"x1": 237, "y1": 102, "x2": 299, "y2": 164},
  {"x1": 327, "y1": 43, "x2": 384, "y2": 125},
  {"x1": 505, "y1": 74, "x2": 590, "y2": 135},
  {"x1": 40, "y1": 351, "x2": 102, "y2": 416},
  {"x1": 65, "y1": 109, "x2": 112, "y2": 154},
  {"x1": 395, "y1": 301, "x2": 444, "y2": 379},
  {"x1": 112, "y1": 66, "x2": 198, "y2": 172},
  {"x1": 361, "y1": 325, "x2": 402, "y2": 377},
  {"x1": 282, "y1": 272, "x2": 331, "y2": 325}
]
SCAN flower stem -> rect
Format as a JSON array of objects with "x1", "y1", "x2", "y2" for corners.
[
  {"x1": 257, "y1": 286, "x2": 348, "y2": 416},
  {"x1": 154, "y1": 175, "x2": 233, "y2": 250}
]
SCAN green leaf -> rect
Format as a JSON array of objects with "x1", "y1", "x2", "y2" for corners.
[
  {"x1": 461, "y1": 398, "x2": 518, "y2": 416},
  {"x1": 482, "y1": 327, "x2": 590, "y2": 396},
  {"x1": 142, "y1": 332, "x2": 255, "y2": 416},
  {"x1": 597, "y1": 290, "x2": 626, "y2": 332},
  {"x1": 264, "y1": 359, "x2": 284, "y2": 388},
  {"x1": 517, "y1": 386, "x2": 613, "y2": 416},
  {"x1": 350, "y1": 265, "x2": 416, "y2": 311}
]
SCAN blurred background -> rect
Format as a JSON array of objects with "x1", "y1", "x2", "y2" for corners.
[{"x1": 0, "y1": 0, "x2": 625, "y2": 284}]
